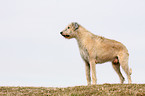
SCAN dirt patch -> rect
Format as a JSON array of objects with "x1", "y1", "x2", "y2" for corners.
[{"x1": 0, "y1": 84, "x2": 145, "y2": 96}]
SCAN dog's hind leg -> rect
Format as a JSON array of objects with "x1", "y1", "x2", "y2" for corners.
[
  {"x1": 112, "y1": 62, "x2": 125, "y2": 84},
  {"x1": 118, "y1": 53, "x2": 132, "y2": 84}
]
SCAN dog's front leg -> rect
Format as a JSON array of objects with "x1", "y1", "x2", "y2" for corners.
[
  {"x1": 85, "y1": 61, "x2": 91, "y2": 85},
  {"x1": 90, "y1": 59, "x2": 97, "y2": 85}
]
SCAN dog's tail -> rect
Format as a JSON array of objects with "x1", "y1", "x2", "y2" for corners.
[{"x1": 129, "y1": 68, "x2": 132, "y2": 75}]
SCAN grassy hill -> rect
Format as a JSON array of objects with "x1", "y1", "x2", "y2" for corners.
[{"x1": 0, "y1": 84, "x2": 145, "y2": 96}]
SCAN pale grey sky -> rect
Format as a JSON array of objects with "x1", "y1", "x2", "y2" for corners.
[{"x1": 0, "y1": 0, "x2": 145, "y2": 87}]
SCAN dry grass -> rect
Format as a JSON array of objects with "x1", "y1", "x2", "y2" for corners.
[{"x1": 0, "y1": 84, "x2": 145, "y2": 96}]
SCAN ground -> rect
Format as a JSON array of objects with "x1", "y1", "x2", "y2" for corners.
[{"x1": 0, "y1": 84, "x2": 145, "y2": 96}]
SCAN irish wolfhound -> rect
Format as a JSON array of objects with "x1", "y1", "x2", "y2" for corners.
[{"x1": 60, "y1": 22, "x2": 132, "y2": 85}]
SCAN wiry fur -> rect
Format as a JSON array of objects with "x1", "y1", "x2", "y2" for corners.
[{"x1": 60, "y1": 22, "x2": 132, "y2": 85}]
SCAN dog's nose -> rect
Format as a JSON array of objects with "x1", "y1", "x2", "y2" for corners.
[{"x1": 60, "y1": 32, "x2": 63, "y2": 35}]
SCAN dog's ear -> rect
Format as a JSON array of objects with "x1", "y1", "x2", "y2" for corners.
[{"x1": 73, "y1": 22, "x2": 79, "y2": 31}]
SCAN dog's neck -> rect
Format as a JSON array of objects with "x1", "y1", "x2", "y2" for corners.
[
  {"x1": 75, "y1": 26, "x2": 92, "y2": 40},
  {"x1": 75, "y1": 26, "x2": 97, "y2": 49}
]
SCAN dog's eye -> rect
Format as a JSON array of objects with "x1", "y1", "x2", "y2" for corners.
[{"x1": 68, "y1": 27, "x2": 70, "y2": 29}]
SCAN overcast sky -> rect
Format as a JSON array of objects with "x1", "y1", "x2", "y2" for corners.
[{"x1": 0, "y1": 0, "x2": 145, "y2": 87}]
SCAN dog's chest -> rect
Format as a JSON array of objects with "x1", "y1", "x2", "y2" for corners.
[{"x1": 79, "y1": 47, "x2": 89, "y2": 61}]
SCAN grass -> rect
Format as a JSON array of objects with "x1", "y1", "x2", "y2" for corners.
[{"x1": 0, "y1": 84, "x2": 145, "y2": 96}]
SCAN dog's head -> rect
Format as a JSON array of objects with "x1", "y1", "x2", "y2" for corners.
[{"x1": 60, "y1": 22, "x2": 79, "y2": 39}]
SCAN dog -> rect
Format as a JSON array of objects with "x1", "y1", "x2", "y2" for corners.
[{"x1": 60, "y1": 22, "x2": 132, "y2": 85}]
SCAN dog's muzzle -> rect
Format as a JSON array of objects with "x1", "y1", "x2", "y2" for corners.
[{"x1": 60, "y1": 32, "x2": 70, "y2": 37}]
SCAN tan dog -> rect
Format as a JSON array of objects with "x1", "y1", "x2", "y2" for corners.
[{"x1": 60, "y1": 22, "x2": 132, "y2": 85}]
